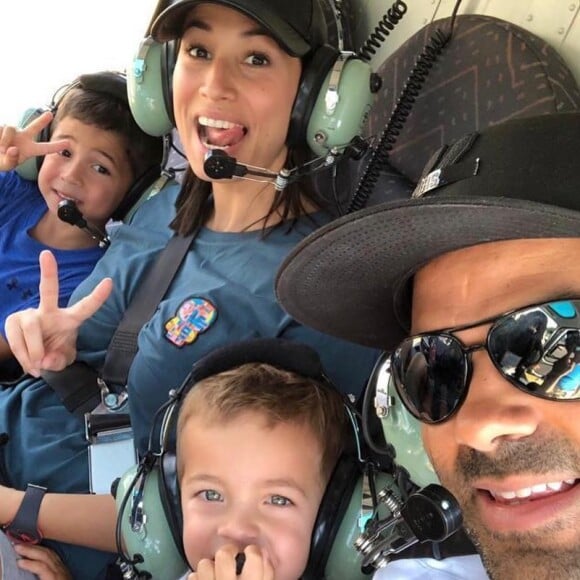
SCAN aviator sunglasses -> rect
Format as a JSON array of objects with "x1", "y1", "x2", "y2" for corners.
[{"x1": 391, "y1": 299, "x2": 580, "y2": 424}]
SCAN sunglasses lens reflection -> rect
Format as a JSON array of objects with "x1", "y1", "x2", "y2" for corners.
[
  {"x1": 394, "y1": 302, "x2": 580, "y2": 424},
  {"x1": 490, "y1": 307, "x2": 580, "y2": 400},
  {"x1": 394, "y1": 336, "x2": 466, "y2": 422}
]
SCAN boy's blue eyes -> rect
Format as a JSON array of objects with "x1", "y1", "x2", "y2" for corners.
[
  {"x1": 269, "y1": 495, "x2": 292, "y2": 507},
  {"x1": 197, "y1": 490, "x2": 293, "y2": 506},
  {"x1": 202, "y1": 489, "x2": 223, "y2": 502}
]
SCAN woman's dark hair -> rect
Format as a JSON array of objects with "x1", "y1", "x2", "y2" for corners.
[
  {"x1": 170, "y1": 143, "x2": 330, "y2": 236},
  {"x1": 168, "y1": 5, "x2": 335, "y2": 236}
]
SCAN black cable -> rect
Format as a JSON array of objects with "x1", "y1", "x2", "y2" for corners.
[
  {"x1": 347, "y1": 27, "x2": 451, "y2": 213},
  {"x1": 357, "y1": 1, "x2": 409, "y2": 62},
  {"x1": 170, "y1": 142, "x2": 186, "y2": 159},
  {"x1": 347, "y1": 0, "x2": 464, "y2": 213},
  {"x1": 449, "y1": 0, "x2": 464, "y2": 34}
]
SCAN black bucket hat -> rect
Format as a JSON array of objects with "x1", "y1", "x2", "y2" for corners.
[
  {"x1": 150, "y1": 0, "x2": 326, "y2": 57},
  {"x1": 276, "y1": 111, "x2": 580, "y2": 351}
]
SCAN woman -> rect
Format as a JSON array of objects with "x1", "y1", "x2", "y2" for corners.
[{"x1": 0, "y1": 1, "x2": 379, "y2": 578}]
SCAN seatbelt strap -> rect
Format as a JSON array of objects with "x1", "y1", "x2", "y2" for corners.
[
  {"x1": 102, "y1": 233, "x2": 194, "y2": 388},
  {"x1": 42, "y1": 233, "x2": 195, "y2": 417}
]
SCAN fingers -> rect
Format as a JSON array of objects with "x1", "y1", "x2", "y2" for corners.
[
  {"x1": 23, "y1": 110, "x2": 54, "y2": 137},
  {"x1": 0, "y1": 146, "x2": 20, "y2": 171},
  {"x1": 23, "y1": 111, "x2": 71, "y2": 158},
  {"x1": 0, "y1": 124, "x2": 17, "y2": 152},
  {"x1": 14, "y1": 543, "x2": 72, "y2": 580},
  {"x1": 66, "y1": 276, "x2": 113, "y2": 325},
  {"x1": 192, "y1": 557, "x2": 216, "y2": 580},
  {"x1": 0, "y1": 125, "x2": 21, "y2": 171},
  {"x1": 39, "y1": 248, "x2": 113, "y2": 326},
  {"x1": 37, "y1": 250, "x2": 61, "y2": 314},
  {"x1": 193, "y1": 545, "x2": 273, "y2": 580},
  {"x1": 5, "y1": 251, "x2": 113, "y2": 376},
  {"x1": 32, "y1": 137, "x2": 71, "y2": 159},
  {"x1": 240, "y1": 545, "x2": 273, "y2": 580},
  {"x1": 4, "y1": 308, "x2": 46, "y2": 376}
]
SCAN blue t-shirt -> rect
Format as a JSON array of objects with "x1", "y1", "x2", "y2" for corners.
[
  {"x1": 0, "y1": 183, "x2": 380, "y2": 578},
  {"x1": 0, "y1": 171, "x2": 105, "y2": 339}
]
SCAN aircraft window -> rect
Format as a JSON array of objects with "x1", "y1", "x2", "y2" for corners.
[{"x1": 0, "y1": 0, "x2": 158, "y2": 123}]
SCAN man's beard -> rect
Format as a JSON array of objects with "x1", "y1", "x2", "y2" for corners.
[
  {"x1": 462, "y1": 512, "x2": 580, "y2": 580},
  {"x1": 435, "y1": 431, "x2": 580, "y2": 580}
]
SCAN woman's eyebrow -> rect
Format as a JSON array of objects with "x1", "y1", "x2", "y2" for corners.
[{"x1": 183, "y1": 18, "x2": 270, "y2": 39}]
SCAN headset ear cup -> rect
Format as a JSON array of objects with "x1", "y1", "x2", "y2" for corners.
[
  {"x1": 306, "y1": 57, "x2": 374, "y2": 156},
  {"x1": 14, "y1": 107, "x2": 52, "y2": 181},
  {"x1": 287, "y1": 45, "x2": 339, "y2": 151},
  {"x1": 128, "y1": 37, "x2": 175, "y2": 136},
  {"x1": 159, "y1": 450, "x2": 186, "y2": 556},
  {"x1": 303, "y1": 454, "x2": 361, "y2": 580},
  {"x1": 373, "y1": 355, "x2": 439, "y2": 488},
  {"x1": 115, "y1": 463, "x2": 188, "y2": 579},
  {"x1": 324, "y1": 470, "x2": 396, "y2": 579},
  {"x1": 110, "y1": 164, "x2": 162, "y2": 221}
]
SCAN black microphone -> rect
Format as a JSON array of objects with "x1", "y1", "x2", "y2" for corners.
[
  {"x1": 203, "y1": 143, "x2": 353, "y2": 192},
  {"x1": 57, "y1": 200, "x2": 110, "y2": 248},
  {"x1": 203, "y1": 149, "x2": 278, "y2": 180}
]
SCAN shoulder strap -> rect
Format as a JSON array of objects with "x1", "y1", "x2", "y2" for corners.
[
  {"x1": 42, "y1": 233, "x2": 194, "y2": 416},
  {"x1": 102, "y1": 233, "x2": 194, "y2": 388}
]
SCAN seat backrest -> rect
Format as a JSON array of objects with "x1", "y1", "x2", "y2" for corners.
[{"x1": 366, "y1": 14, "x2": 580, "y2": 190}]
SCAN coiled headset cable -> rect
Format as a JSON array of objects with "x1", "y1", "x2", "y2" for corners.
[
  {"x1": 347, "y1": 0, "x2": 463, "y2": 213},
  {"x1": 357, "y1": 0, "x2": 409, "y2": 62}
]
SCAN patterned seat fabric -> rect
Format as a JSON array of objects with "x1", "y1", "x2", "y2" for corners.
[
  {"x1": 354, "y1": 14, "x2": 580, "y2": 204},
  {"x1": 371, "y1": 15, "x2": 580, "y2": 180}
]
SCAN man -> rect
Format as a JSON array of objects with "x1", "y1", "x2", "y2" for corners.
[{"x1": 276, "y1": 112, "x2": 580, "y2": 580}]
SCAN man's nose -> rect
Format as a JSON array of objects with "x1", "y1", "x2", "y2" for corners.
[{"x1": 452, "y1": 351, "x2": 542, "y2": 453}]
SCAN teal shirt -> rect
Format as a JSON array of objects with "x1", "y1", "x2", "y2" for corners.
[{"x1": 0, "y1": 183, "x2": 380, "y2": 578}]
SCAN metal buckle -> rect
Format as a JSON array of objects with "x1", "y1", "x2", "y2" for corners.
[{"x1": 98, "y1": 377, "x2": 129, "y2": 412}]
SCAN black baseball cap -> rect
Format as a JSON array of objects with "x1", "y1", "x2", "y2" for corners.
[
  {"x1": 276, "y1": 112, "x2": 580, "y2": 351},
  {"x1": 150, "y1": 0, "x2": 326, "y2": 57}
]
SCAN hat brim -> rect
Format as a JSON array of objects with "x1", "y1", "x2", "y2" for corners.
[
  {"x1": 150, "y1": 0, "x2": 310, "y2": 57},
  {"x1": 276, "y1": 196, "x2": 580, "y2": 351}
]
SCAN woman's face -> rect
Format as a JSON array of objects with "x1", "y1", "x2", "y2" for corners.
[{"x1": 172, "y1": 3, "x2": 302, "y2": 182}]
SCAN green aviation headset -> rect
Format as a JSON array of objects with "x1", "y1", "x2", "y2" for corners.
[
  {"x1": 115, "y1": 340, "x2": 464, "y2": 579},
  {"x1": 126, "y1": 0, "x2": 378, "y2": 156},
  {"x1": 15, "y1": 72, "x2": 166, "y2": 222},
  {"x1": 370, "y1": 353, "x2": 440, "y2": 489},
  {"x1": 114, "y1": 338, "x2": 400, "y2": 579}
]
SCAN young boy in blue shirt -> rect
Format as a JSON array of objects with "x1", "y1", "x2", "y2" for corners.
[{"x1": 0, "y1": 73, "x2": 163, "y2": 380}]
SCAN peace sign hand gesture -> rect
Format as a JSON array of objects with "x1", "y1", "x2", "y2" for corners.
[
  {"x1": 5, "y1": 250, "x2": 113, "y2": 377},
  {"x1": 0, "y1": 111, "x2": 71, "y2": 172}
]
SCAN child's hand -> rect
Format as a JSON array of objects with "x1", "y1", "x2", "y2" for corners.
[
  {"x1": 0, "y1": 111, "x2": 70, "y2": 172},
  {"x1": 4, "y1": 250, "x2": 112, "y2": 376},
  {"x1": 191, "y1": 545, "x2": 274, "y2": 579},
  {"x1": 13, "y1": 542, "x2": 73, "y2": 580}
]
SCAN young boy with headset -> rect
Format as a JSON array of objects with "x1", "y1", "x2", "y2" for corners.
[
  {"x1": 0, "y1": 72, "x2": 163, "y2": 380},
  {"x1": 173, "y1": 346, "x2": 348, "y2": 579}
]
